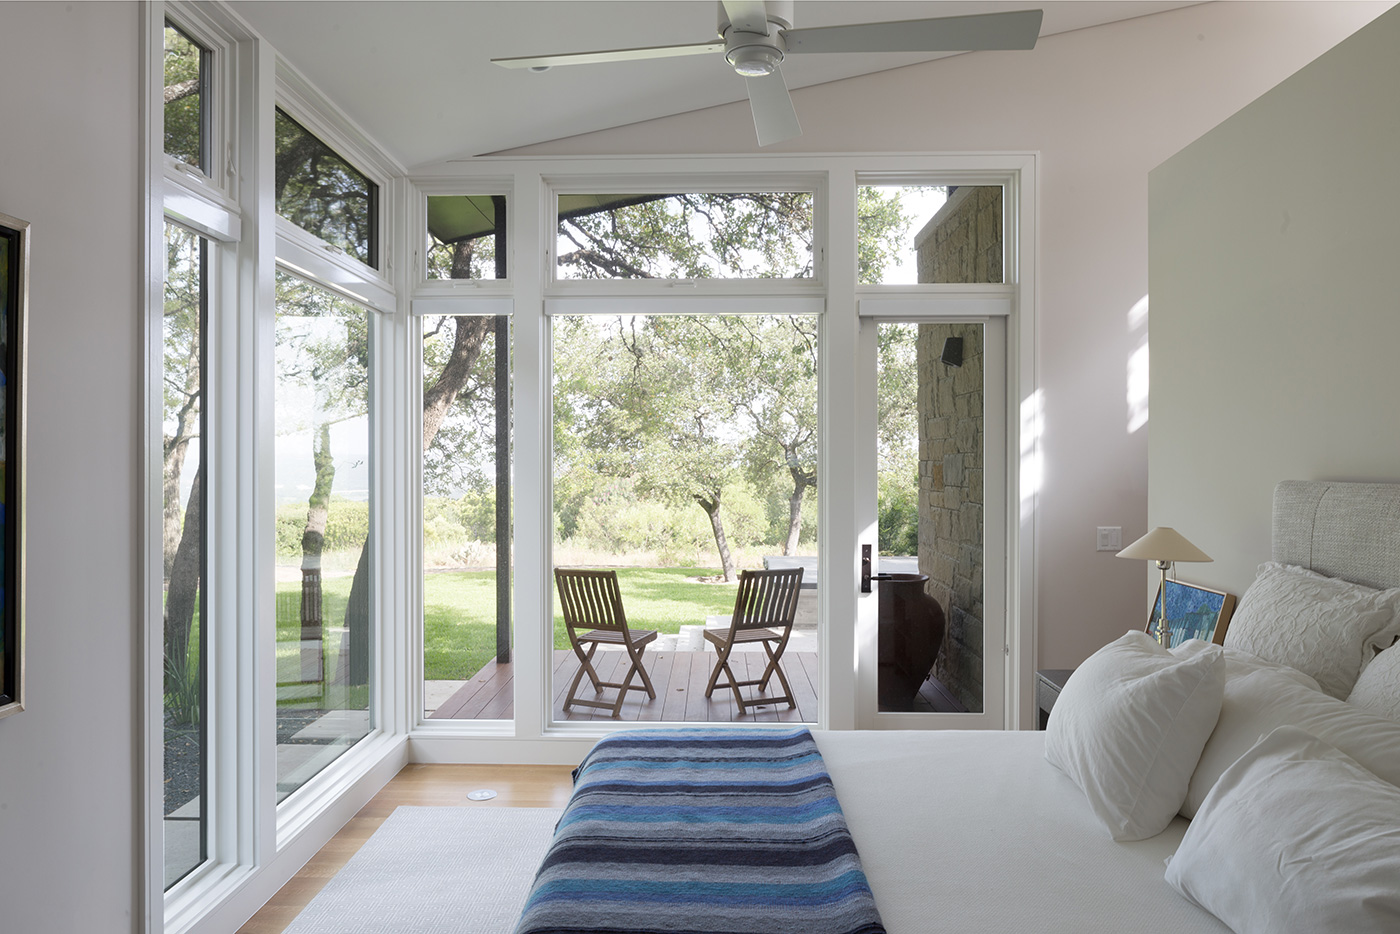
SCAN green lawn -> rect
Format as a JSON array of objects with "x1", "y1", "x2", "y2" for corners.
[{"x1": 275, "y1": 566, "x2": 740, "y2": 682}]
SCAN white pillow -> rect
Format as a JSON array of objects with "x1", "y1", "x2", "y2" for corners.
[
  {"x1": 1044, "y1": 630, "x2": 1223, "y2": 841},
  {"x1": 1181, "y1": 649, "x2": 1400, "y2": 817},
  {"x1": 1222, "y1": 562, "x2": 1400, "y2": 699},
  {"x1": 1349, "y1": 639, "x2": 1400, "y2": 722},
  {"x1": 1166, "y1": 726, "x2": 1400, "y2": 934}
]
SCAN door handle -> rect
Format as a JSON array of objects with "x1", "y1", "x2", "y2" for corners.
[{"x1": 861, "y1": 544, "x2": 904, "y2": 592}]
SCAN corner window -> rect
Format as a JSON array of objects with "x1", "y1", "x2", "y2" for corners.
[
  {"x1": 275, "y1": 109, "x2": 379, "y2": 269},
  {"x1": 163, "y1": 21, "x2": 210, "y2": 172}
]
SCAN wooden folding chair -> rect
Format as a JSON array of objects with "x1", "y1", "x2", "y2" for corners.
[
  {"x1": 554, "y1": 568, "x2": 658, "y2": 718},
  {"x1": 704, "y1": 567, "x2": 804, "y2": 715}
]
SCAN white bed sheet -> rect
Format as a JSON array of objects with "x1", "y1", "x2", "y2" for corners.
[{"x1": 813, "y1": 730, "x2": 1229, "y2": 934}]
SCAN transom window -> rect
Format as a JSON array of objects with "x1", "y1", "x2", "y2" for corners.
[
  {"x1": 163, "y1": 21, "x2": 209, "y2": 172},
  {"x1": 275, "y1": 108, "x2": 380, "y2": 269},
  {"x1": 555, "y1": 191, "x2": 814, "y2": 280}
]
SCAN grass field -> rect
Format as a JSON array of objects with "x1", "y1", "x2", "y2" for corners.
[{"x1": 275, "y1": 566, "x2": 741, "y2": 682}]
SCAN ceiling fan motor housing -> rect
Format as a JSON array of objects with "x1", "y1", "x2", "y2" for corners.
[{"x1": 719, "y1": 0, "x2": 793, "y2": 77}]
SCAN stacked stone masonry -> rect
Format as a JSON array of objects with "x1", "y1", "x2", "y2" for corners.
[{"x1": 911, "y1": 185, "x2": 1000, "y2": 713}]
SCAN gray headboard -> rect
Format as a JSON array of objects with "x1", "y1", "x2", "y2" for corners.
[{"x1": 1274, "y1": 481, "x2": 1400, "y2": 590}]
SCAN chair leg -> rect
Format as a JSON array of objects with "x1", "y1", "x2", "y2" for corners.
[
  {"x1": 628, "y1": 643, "x2": 656, "y2": 700},
  {"x1": 759, "y1": 641, "x2": 797, "y2": 709},
  {"x1": 563, "y1": 643, "x2": 601, "y2": 712}
]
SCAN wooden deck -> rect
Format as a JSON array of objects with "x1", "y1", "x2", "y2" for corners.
[{"x1": 428, "y1": 649, "x2": 820, "y2": 723}]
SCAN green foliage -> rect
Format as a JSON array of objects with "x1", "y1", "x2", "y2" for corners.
[
  {"x1": 275, "y1": 499, "x2": 369, "y2": 557},
  {"x1": 163, "y1": 25, "x2": 202, "y2": 167},
  {"x1": 878, "y1": 479, "x2": 920, "y2": 557},
  {"x1": 557, "y1": 192, "x2": 814, "y2": 280},
  {"x1": 164, "y1": 644, "x2": 200, "y2": 726}
]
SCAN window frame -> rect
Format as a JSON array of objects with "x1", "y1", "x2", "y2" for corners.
[{"x1": 543, "y1": 172, "x2": 828, "y2": 296}]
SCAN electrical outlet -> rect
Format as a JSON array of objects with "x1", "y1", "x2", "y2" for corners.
[{"x1": 1097, "y1": 526, "x2": 1122, "y2": 552}]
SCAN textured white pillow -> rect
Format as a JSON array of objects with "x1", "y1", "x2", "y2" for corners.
[
  {"x1": 1166, "y1": 727, "x2": 1400, "y2": 934},
  {"x1": 1223, "y1": 562, "x2": 1400, "y2": 699},
  {"x1": 1181, "y1": 649, "x2": 1400, "y2": 817},
  {"x1": 1348, "y1": 639, "x2": 1400, "y2": 722},
  {"x1": 1044, "y1": 630, "x2": 1224, "y2": 841}
]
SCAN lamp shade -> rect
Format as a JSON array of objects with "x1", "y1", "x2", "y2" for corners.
[{"x1": 1116, "y1": 527, "x2": 1212, "y2": 563}]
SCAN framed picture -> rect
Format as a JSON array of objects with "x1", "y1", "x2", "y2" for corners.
[
  {"x1": 1148, "y1": 579, "x2": 1236, "y2": 647},
  {"x1": 0, "y1": 212, "x2": 28, "y2": 720}
]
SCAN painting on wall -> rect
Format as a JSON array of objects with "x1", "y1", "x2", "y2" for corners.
[
  {"x1": 1148, "y1": 579, "x2": 1236, "y2": 648},
  {"x1": 0, "y1": 212, "x2": 28, "y2": 720}
]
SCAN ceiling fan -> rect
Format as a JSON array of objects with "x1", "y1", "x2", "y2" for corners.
[{"x1": 492, "y1": 1, "x2": 1043, "y2": 147}]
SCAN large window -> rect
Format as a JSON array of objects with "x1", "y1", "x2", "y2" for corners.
[
  {"x1": 273, "y1": 270, "x2": 374, "y2": 800},
  {"x1": 551, "y1": 312, "x2": 819, "y2": 722},
  {"x1": 162, "y1": 221, "x2": 207, "y2": 889},
  {"x1": 420, "y1": 314, "x2": 512, "y2": 720},
  {"x1": 275, "y1": 108, "x2": 379, "y2": 268}
]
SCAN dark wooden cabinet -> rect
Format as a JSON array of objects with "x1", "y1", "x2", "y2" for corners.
[{"x1": 1036, "y1": 668, "x2": 1075, "y2": 730}]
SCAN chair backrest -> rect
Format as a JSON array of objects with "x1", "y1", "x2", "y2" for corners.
[
  {"x1": 729, "y1": 567, "x2": 804, "y2": 633},
  {"x1": 555, "y1": 568, "x2": 629, "y2": 635}
]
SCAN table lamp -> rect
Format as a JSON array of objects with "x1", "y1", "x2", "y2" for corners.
[{"x1": 1117, "y1": 527, "x2": 1212, "y2": 647}]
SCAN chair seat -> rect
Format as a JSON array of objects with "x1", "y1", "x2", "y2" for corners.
[
  {"x1": 581, "y1": 628, "x2": 657, "y2": 646},
  {"x1": 703, "y1": 627, "x2": 780, "y2": 645}
]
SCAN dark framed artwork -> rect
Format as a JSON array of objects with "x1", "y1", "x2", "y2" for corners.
[
  {"x1": 0, "y1": 212, "x2": 28, "y2": 720},
  {"x1": 1148, "y1": 579, "x2": 1236, "y2": 648}
]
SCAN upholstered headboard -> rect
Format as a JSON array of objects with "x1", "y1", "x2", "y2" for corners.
[{"x1": 1273, "y1": 481, "x2": 1400, "y2": 590}]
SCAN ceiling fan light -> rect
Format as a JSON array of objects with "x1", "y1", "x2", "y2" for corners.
[{"x1": 727, "y1": 44, "x2": 781, "y2": 77}]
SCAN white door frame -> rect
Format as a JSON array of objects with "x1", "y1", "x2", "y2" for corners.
[{"x1": 853, "y1": 309, "x2": 1009, "y2": 730}]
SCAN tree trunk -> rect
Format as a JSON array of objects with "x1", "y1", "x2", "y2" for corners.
[
  {"x1": 783, "y1": 463, "x2": 815, "y2": 557},
  {"x1": 697, "y1": 493, "x2": 737, "y2": 582},
  {"x1": 784, "y1": 482, "x2": 806, "y2": 557},
  {"x1": 164, "y1": 462, "x2": 204, "y2": 695},
  {"x1": 299, "y1": 422, "x2": 334, "y2": 682},
  {"x1": 423, "y1": 314, "x2": 491, "y2": 450},
  {"x1": 163, "y1": 437, "x2": 189, "y2": 578}
]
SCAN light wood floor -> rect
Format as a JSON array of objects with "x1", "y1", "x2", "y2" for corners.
[{"x1": 235, "y1": 763, "x2": 576, "y2": 934}]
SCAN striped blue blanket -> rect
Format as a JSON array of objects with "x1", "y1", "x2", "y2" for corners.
[{"x1": 513, "y1": 728, "x2": 885, "y2": 934}]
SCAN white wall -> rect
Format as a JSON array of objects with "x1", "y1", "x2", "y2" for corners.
[
  {"x1": 0, "y1": 2, "x2": 142, "y2": 931},
  {"x1": 1149, "y1": 5, "x2": 1400, "y2": 598},
  {"x1": 497, "y1": 1, "x2": 1391, "y2": 668}
]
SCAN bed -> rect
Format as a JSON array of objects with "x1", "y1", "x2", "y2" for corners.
[{"x1": 516, "y1": 480, "x2": 1400, "y2": 934}]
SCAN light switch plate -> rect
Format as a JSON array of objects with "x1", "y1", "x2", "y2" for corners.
[{"x1": 1097, "y1": 526, "x2": 1122, "y2": 552}]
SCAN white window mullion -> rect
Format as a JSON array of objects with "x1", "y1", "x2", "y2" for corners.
[
  {"x1": 512, "y1": 170, "x2": 547, "y2": 739},
  {"x1": 823, "y1": 169, "x2": 859, "y2": 732}
]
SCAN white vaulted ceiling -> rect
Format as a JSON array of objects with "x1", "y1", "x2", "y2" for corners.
[{"x1": 230, "y1": 0, "x2": 1200, "y2": 167}]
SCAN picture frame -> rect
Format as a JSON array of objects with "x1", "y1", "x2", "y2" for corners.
[
  {"x1": 0, "y1": 212, "x2": 29, "y2": 720},
  {"x1": 1148, "y1": 579, "x2": 1236, "y2": 647}
]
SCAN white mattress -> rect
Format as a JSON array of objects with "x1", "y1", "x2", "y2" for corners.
[{"x1": 813, "y1": 730, "x2": 1229, "y2": 934}]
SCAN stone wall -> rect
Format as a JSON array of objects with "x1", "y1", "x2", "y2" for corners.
[
  {"x1": 912, "y1": 186, "x2": 999, "y2": 712},
  {"x1": 915, "y1": 324, "x2": 984, "y2": 712},
  {"x1": 915, "y1": 186, "x2": 1003, "y2": 284}
]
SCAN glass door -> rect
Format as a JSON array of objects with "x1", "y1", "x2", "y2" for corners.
[{"x1": 855, "y1": 315, "x2": 1007, "y2": 728}]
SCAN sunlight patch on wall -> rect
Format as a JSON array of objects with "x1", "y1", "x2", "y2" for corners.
[
  {"x1": 1020, "y1": 389, "x2": 1044, "y2": 523},
  {"x1": 1127, "y1": 295, "x2": 1149, "y2": 434}
]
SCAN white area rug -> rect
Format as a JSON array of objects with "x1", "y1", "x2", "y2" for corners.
[{"x1": 284, "y1": 806, "x2": 562, "y2": 934}]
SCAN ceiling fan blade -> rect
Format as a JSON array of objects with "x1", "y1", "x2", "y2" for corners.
[
  {"x1": 721, "y1": 0, "x2": 771, "y2": 35},
  {"x1": 746, "y1": 68, "x2": 801, "y2": 147},
  {"x1": 492, "y1": 40, "x2": 724, "y2": 70},
  {"x1": 784, "y1": 9, "x2": 1044, "y2": 55}
]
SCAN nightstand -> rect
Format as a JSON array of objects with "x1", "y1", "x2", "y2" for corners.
[{"x1": 1036, "y1": 668, "x2": 1075, "y2": 730}]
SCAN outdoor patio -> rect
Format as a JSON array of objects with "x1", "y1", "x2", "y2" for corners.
[{"x1": 429, "y1": 648, "x2": 821, "y2": 723}]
